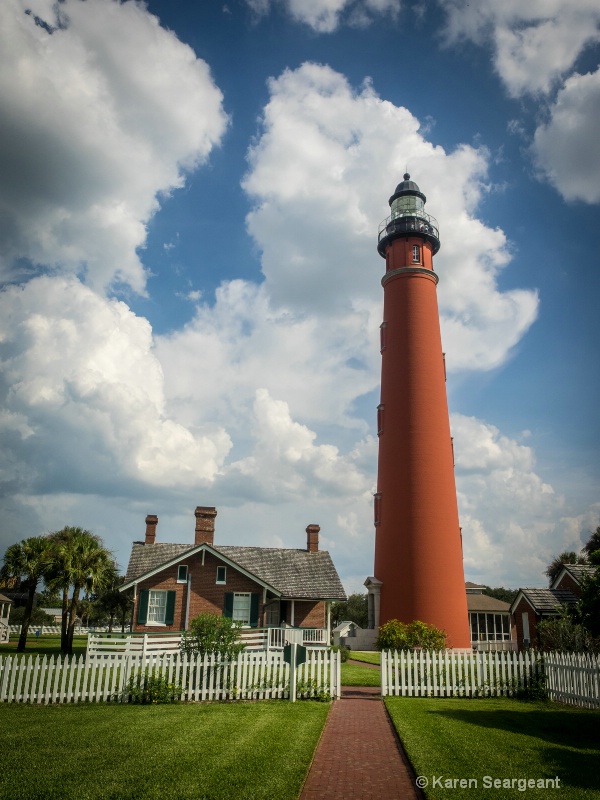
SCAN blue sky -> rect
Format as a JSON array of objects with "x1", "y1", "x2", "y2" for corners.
[{"x1": 1, "y1": 0, "x2": 599, "y2": 593}]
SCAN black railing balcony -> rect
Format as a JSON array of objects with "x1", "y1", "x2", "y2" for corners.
[{"x1": 378, "y1": 211, "x2": 440, "y2": 242}]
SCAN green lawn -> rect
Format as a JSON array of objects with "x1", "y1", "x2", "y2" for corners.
[
  {"x1": 4, "y1": 635, "x2": 88, "y2": 657},
  {"x1": 341, "y1": 661, "x2": 380, "y2": 687},
  {"x1": 386, "y1": 697, "x2": 600, "y2": 800},
  {"x1": 347, "y1": 650, "x2": 380, "y2": 665},
  {"x1": 0, "y1": 701, "x2": 329, "y2": 800}
]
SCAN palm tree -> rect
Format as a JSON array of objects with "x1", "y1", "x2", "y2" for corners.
[
  {"x1": 45, "y1": 527, "x2": 82, "y2": 652},
  {"x1": 1, "y1": 536, "x2": 53, "y2": 652},
  {"x1": 46, "y1": 527, "x2": 116, "y2": 654}
]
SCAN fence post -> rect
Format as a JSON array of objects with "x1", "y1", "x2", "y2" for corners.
[{"x1": 289, "y1": 642, "x2": 297, "y2": 702}]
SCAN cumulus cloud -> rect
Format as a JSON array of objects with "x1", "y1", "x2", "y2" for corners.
[
  {"x1": 0, "y1": 276, "x2": 232, "y2": 495},
  {"x1": 224, "y1": 388, "x2": 372, "y2": 500},
  {"x1": 0, "y1": 0, "x2": 227, "y2": 292},
  {"x1": 243, "y1": 62, "x2": 538, "y2": 370},
  {"x1": 437, "y1": 2, "x2": 600, "y2": 205},
  {"x1": 451, "y1": 413, "x2": 592, "y2": 586},
  {"x1": 532, "y1": 69, "x2": 600, "y2": 203},
  {"x1": 245, "y1": 0, "x2": 400, "y2": 32},
  {"x1": 438, "y1": 0, "x2": 600, "y2": 97},
  {"x1": 155, "y1": 278, "x2": 378, "y2": 431}
]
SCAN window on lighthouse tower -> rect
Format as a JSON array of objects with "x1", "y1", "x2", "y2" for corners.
[{"x1": 412, "y1": 244, "x2": 420, "y2": 263}]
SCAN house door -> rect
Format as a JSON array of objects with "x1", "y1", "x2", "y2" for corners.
[{"x1": 265, "y1": 600, "x2": 280, "y2": 627}]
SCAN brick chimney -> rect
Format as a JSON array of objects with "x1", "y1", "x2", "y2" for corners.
[
  {"x1": 145, "y1": 514, "x2": 158, "y2": 545},
  {"x1": 195, "y1": 506, "x2": 217, "y2": 546},
  {"x1": 306, "y1": 524, "x2": 320, "y2": 553}
]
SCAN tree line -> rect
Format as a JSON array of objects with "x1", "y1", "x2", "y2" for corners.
[{"x1": 1, "y1": 528, "x2": 130, "y2": 654}]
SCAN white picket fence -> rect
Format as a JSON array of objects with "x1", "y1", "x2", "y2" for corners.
[
  {"x1": 9, "y1": 625, "x2": 125, "y2": 635},
  {"x1": 381, "y1": 649, "x2": 600, "y2": 708},
  {"x1": 544, "y1": 651, "x2": 600, "y2": 709},
  {"x1": 0, "y1": 649, "x2": 340, "y2": 704}
]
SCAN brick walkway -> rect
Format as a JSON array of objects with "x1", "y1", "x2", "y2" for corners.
[{"x1": 299, "y1": 686, "x2": 421, "y2": 800}]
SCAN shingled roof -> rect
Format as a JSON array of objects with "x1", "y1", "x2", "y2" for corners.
[
  {"x1": 215, "y1": 546, "x2": 346, "y2": 600},
  {"x1": 511, "y1": 588, "x2": 579, "y2": 614},
  {"x1": 552, "y1": 564, "x2": 595, "y2": 586},
  {"x1": 124, "y1": 543, "x2": 193, "y2": 584},
  {"x1": 122, "y1": 541, "x2": 346, "y2": 601},
  {"x1": 466, "y1": 593, "x2": 511, "y2": 612}
]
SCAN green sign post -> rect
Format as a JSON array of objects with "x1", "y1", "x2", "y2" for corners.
[{"x1": 283, "y1": 642, "x2": 307, "y2": 702}]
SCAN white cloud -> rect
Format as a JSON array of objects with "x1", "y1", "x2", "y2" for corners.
[
  {"x1": 156, "y1": 278, "x2": 379, "y2": 431},
  {"x1": 437, "y1": 2, "x2": 600, "y2": 204},
  {"x1": 0, "y1": 276, "x2": 232, "y2": 494},
  {"x1": 438, "y1": 0, "x2": 600, "y2": 97},
  {"x1": 243, "y1": 62, "x2": 538, "y2": 370},
  {"x1": 245, "y1": 0, "x2": 400, "y2": 32},
  {"x1": 0, "y1": 0, "x2": 227, "y2": 292},
  {"x1": 224, "y1": 388, "x2": 373, "y2": 500},
  {"x1": 451, "y1": 413, "x2": 595, "y2": 587},
  {"x1": 532, "y1": 69, "x2": 600, "y2": 203}
]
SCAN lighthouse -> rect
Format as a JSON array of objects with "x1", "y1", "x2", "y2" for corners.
[{"x1": 369, "y1": 174, "x2": 471, "y2": 649}]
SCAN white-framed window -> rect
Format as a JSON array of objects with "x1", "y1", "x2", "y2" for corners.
[
  {"x1": 148, "y1": 590, "x2": 167, "y2": 624},
  {"x1": 216, "y1": 565, "x2": 227, "y2": 584},
  {"x1": 232, "y1": 592, "x2": 251, "y2": 625},
  {"x1": 469, "y1": 612, "x2": 511, "y2": 642},
  {"x1": 177, "y1": 565, "x2": 188, "y2": 583},
  {"x1": 412, "y1": 244, "x2": 420, "y2": 263}
]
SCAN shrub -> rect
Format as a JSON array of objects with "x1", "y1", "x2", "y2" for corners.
[
  {"x1": 330, "y1": 644, "x2": 350, "y2": 662},
  {"x1": 376, "y1": 619, "x2": 447, "y2": 651},
  {"x1": 538, "y1": 608, "x2": 599, "y2": 653},
  {"x1": 516, "y1": 657, "x2": 548, "y2": 702},
  {"x1": 124, "y1": 668, "x2": 182, "y2": 704},
  {"x1": 180, "y1": 612, "x2": 245, "y2": 659}
]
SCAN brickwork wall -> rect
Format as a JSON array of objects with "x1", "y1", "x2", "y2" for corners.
[
  {"x1": 554, "y1": 573, "x2": 582, "y2": 597},
  {"x1": 290, "y1": 600, "x2": 325, "y2": 628},
  {"x1": 132, "y1": 548, "x2": 327, "y2": 632},
  {"x1": 512, "y1": 598, "x2": 540, "y2": 649},
  {"x1": 133, "y1": 550, "x2": 265, "y2": 633}
]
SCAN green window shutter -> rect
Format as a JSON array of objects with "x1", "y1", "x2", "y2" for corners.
[
  {"x1": 137, "y1": 590, "x2": 149, "y2": 624},
  {"x1": 250, "y1": 593, "x2": 259, "y2": 628},
  {"x1": 223, "y1": 592, "x2": 233, "y2": 618},
  {"x1": 165, "y1": 591, "x2": 176, "y2": 626}
]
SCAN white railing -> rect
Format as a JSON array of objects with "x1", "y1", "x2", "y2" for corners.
[
  {"x1": 248, "y1": 627, "x2": 328, "y2": 648},
  {"x1": 86, "y1": 627, "x2": 329, "y2": 658},
  {"x1": 472, "y1": 640, "x2": 518, "y2": 652},
  {"x1": 0, "y1": 649, "x2": 340, "y2": 704},
  {"x1": 381, "y1": 650, "x2": 600, "y2": 708}
]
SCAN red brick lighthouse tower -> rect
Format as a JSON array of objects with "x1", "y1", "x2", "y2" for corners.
[{"x1": 371, "y1": 174, "x2": 470, "y2": 649}]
